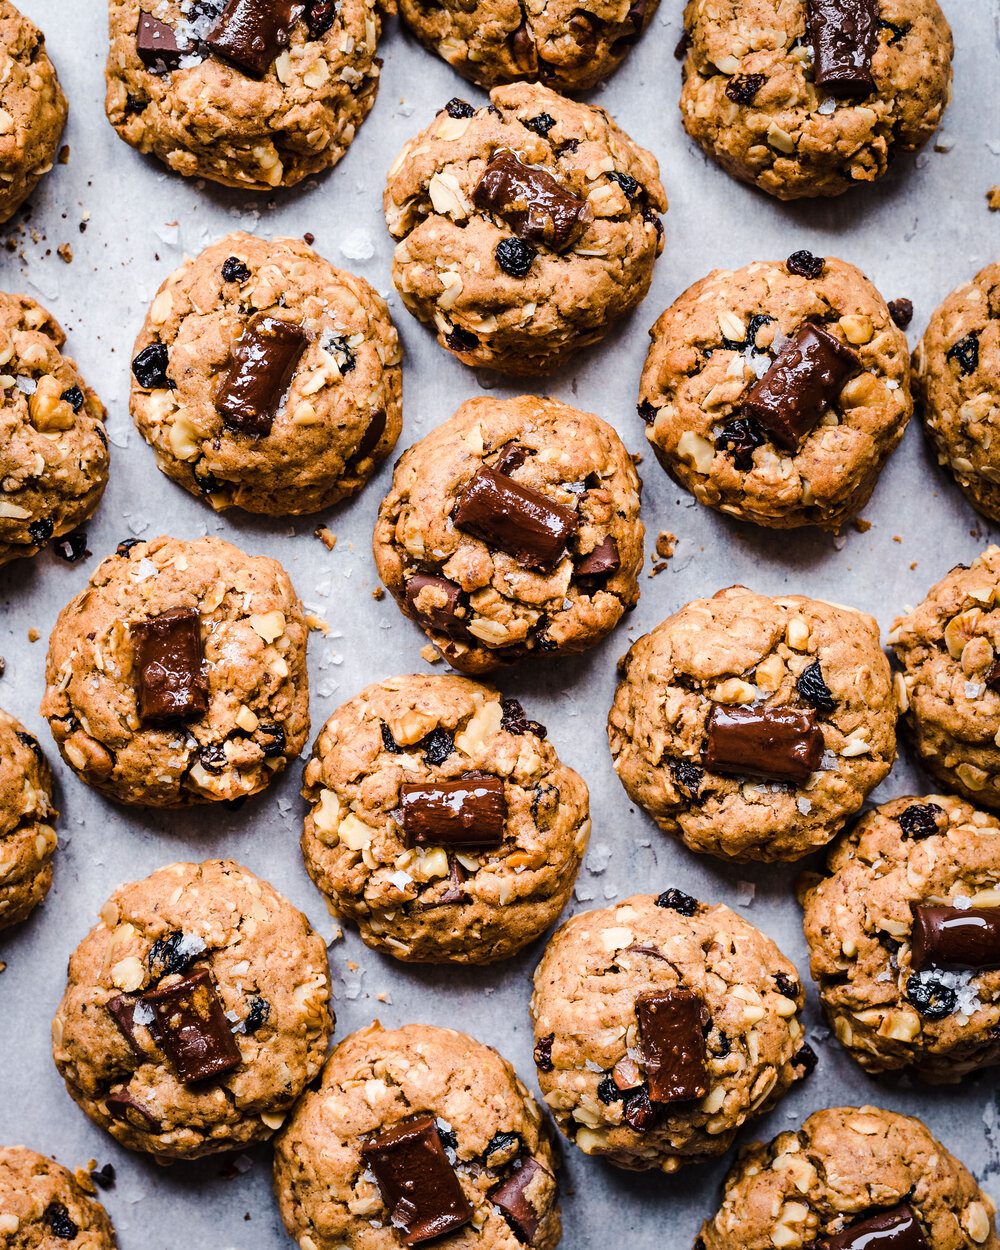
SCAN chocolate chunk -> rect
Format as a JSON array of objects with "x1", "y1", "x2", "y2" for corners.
[
  {"x1": 888, "y1": 298, "x2": 913, "y2": 329},
  {"x1": 207, "y1": 0, "x2": 305, "y2": 77},
  {"x1": 400, "y1": 776, "x2": 506, "y2": 848},
  {"x1": 28, "y1": 516, "x2": 53, "y2": 546},
  {"x1": 491, "y1": 1157, "x2": 551, "y2": 1244},
  {"x1": 533, "y1": 1034, "x2": 554, "y2": 1072},
  {"x1": 132, "y1": 608, "x2": 208, "y2": 726},
  {"x1": 897, "y1": 802, "x2": 944, "y2": 840},
  {"x1": 421, "y1": 728, "x2": 454, "y2": 766},
  {"x1": 575, "y1": 535, "x2": 620, "y2": 580},
  {"x1": 445, "y1": 96, "x2": 476, "y2": 118},
  {"x1": 131, "y1": 342, "x2": 173, "y2": 389},
  {"x1": 725, "y1": 72, "x2": 765, "y2": 104},
  {"x1": 492, "y1": 441, "x2": 532, "y2": 474},
  {"x1": 221, "y1": 255, "x2": 251, "y2": 283},
  {"x1": 796, "y1": 659, "x2": 836, "y2": 714},
  {"x1": 500, "y1": 697, "x2": 546, "y2": 738},
  {"x1": 136, "y1": 11, "x2": 182, "y2": 69},
  {"x1": 716, "y1": 416, "x2": 765, "y2": 471},
  {"x1": 705, "y1": 704, "x2": 823, "y2": 784},
  {"x1": 405, "y1": 573, "x2": 467, "y2": 637},
  {"x1": 905, "y1": 970, "x2": 957, "y2": 1020},
  {"x1": 496, "y1": 236, "x2": 538, "y2": 278},
  {"x1": 43, "y1": 1202, "x2": 79, "y2": 1240},
  {"x1": 361, "y1": 1115, "x2": 473, "y2": 1247},
  {"x1": 523, "y1": 112, "x2": 555, "y2": 136},
  {"x1": 636, "y1": 988, "x2": 708, "y2": 1104},
  {"x1": 454, "y1": 466, "x2": 578, "y2": 569},
  {"x1": 786, "y1": 249, "x2": 825, "y2": 279},
  {"x1": 105, "y1": 1085, "x2": 160, "y2": 1129},
  {"x1": 60, "y1": 385, "x2": 85, "y2": 412},
  {"x1": 428, "y1": 857, "x2": 467, "y2": 907},
  {"x1": 808, "y1": 0, "x2": 879, "y2": 98},
  {"x1": 987, "y1": 660, "x2": 1000, "y2": 691},
  {"x1": 473, "y1": 151, "x2": 592, "y2": 253},
  {"x1": 656, "y1": 888, "x2": 699, "y2": 916},
  {"x1": 143, "y1": 968, "x2": 241, "y2": 1084},
  {"x1": 215, "y1": 315, "x2": 308, "y2": 437},
  {"x1": 910, "y1": 904, "x2": 1000, "y2": 972},
  {"x1": 349, "y1": 408, "x2": 387, "y2": 464},
  {"x1": 821, "y1": 1204, "x2": 929, "y2": 1250},
  {"x1": 946, "y1": 331, "x2": 980, "y2": 377},
  {"x1": 106, "y1": 994, "x2": 153, "y2": 1058},
  {"x1": 52, "y1": 530, "x2": 90, "y2": 563}
]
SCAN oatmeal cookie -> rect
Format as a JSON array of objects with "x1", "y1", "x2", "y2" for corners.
[
  {"x1": 0, "y1": 708, "x2": 57, "y2": 931},
  {"x1": 384, "y1": 83, "x2": 666, "y2": 374},
  {"x1": 0, "y1": 1146, "x2": 117, "y2": 1249},
  {"x1": 608, "y1": 585, "x2": 896, "y2": 861},
  {"x1": 638, "y1": 254, "x2": 911, "y2": 530},
  {"x1": 530, "y1": 892, "x2": 812, "y2": 1173},
  {"x1": 0, "y1": 293, "x2": 108, "y2": 566},
  {"x1": 41, "y1": 534, "x2": 309, "y2": 807},
  {"x1": 274, "y1": 1021, "x2": 560, "y2": 1250},
  {"x1": 697, "y1": 1105, "x2": 998, "y2": 1250},
  {"x1": 915, "y1": 262, "x2": 1000, "y2": 522},
  {"x1": 130, "y1": 232, "x2": 402, "y2": 516},
  {"x1": 801, "y1": 794, "x2": 1000, "y2": 1083},
  {"x1": 302, "y1": 674, "x2": 590, "y2": 963},
  {"x1": 105, "y1": 0, "x2": 388, "y2": 190},
  {"x1": 679, "y1": 0, "x2": 953, "y2": 201},
  {"x1": 53, "y1": 859, "x2": 333, "y2": 1161},
  {"x1": 374, "y1": 395, "x2": 644, "y2": 672}
]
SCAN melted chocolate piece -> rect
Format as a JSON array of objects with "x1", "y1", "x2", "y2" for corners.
[
  {"x1": 473, "y1": 151, "x2": 592, "y2": 252},
  {"x1": 132, "y1": 608, "x2": 208, "y2": 726},
  {"x1": 143, "y1": 969, "x2": 241, "y2": 1084},
  {"x1": 405, "y1": 573, "x2": 467, "y2": 637},
  {"x1": 106, "y1": 995, "x2": 153, "y2": 1058},
  {"x1": 105, "y1": 1085, "x2": 160, "y2": 1129},
  {"x1": 704, "y1": 704, "x2": 824, "y2": 784},
  {"x1": 361, "y1": 1115, "x2": 473, "y2": 1246},
  {"x1": 454, "y1": 467, "x2": 578, "y2": 569},
  {"x1": 636, "y1": 988, "x2": 708, "y2": 1104},
  {"x1": 491, "y1": 1157, "x2": 551, "y2": 1244},
  {"x1": 821, "y1": 1204, "x2": 929, "y2": 1250},
  {"x1": 136, "y1": 11, "x2": 182, "y2": 68},
  {"x1": 744, "y1": 324, "x2": 859, "y2": 450},
  {"x1": 910, "y1": 905, "x2": 1000, "y2": 972},
  {"x1": 575, "y1": 535, "x2": 620, "y2": 579},
  {"x1": 215, "y1": 315, "x2": 308, "y2": 437},
  {"x1": 400, "y1": 776, "x2": 506, "y2": 848},
  {"x1": 207, "y1": 0, "x2": 305, "y2": 77},
  {"x1": 350, "y1": 408, "x2": 387, "y2": 464},
  {"x1": 809, "y1": 0, "x2": 880, "y2": 99}
]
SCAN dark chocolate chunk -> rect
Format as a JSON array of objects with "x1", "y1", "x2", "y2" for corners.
[
  {"x1": 106, "y1": 994, "x2": 153, "y2": 1058},
  {"x1": 473, "y1": 151, "x2": 592, "y2": 252},
  {"x1": 242, "y1": 994, "x2": 271, "y2": 1033},
  {"x1": 60, "y1": 385, "x2": 85, "y2": 412},
  {"x1": 53, "y1": 530, "x2": 90, "y2": 563},
  {"x1": 445, "y1": 96, "x2": 476, "y2": 118},
  {"x1": 445, "y1": 324, "x2": 479, "y2": 353},
  {"x1": 655, "y1": 888, "x2": 699, "y2": 916},
  {"x1": 910, "y1": 904, "x2": 1000, "y2": 972},
  {"x1": 796, "y1": 659, "x2": 836, "y2": 715},
  {"x1": 946, "y1": 332, "x2": 980, "y2": 377},
  {"x1": 207, "y1": 0, "x2": 305, "y2": 77},
  {"x1": 131, "y1": 342, "x2": 173, "y2": 389},
  {"x1": 636, "y1": 988, "x2": 708, "y2": 1104},
  {"x1": 105, "y1": 1084, "x2": 160, "y2": 1129},
  {"x1": 405, "y1": 573, "x2": 467, "y2": 637},
  {"x1": 144, "y1": 968, "x2": 241, "y2": 1084},
  {"x1": 221, "y1": 255, "x2": 251, "y2": 283},
  {"x1": 575, "y1": 535, "x2": 620, "y2": 580},
  {"x1": 704, "y1": 704, "x2": 824, "y2": 784},
  {"x1": 637, "y1": 398, "x2": 657, "y2": 424},
  {"x1": 91, "y1": 1163, "x2": 116, "y2": 1190},
  {"x1": 808, "y1": 0, "x2": 879, "y2": 98},
  {"x1": 400, "y1": 776, "x2": 506, "y2": 848},
  {"x1": 349, "y1": 408, "x2": 387, "y2": 464},
  {"x1": 305, "y1": 0, "x2": 335, "y2": 38},
  {"x1": 905, "y1": 970, "x2": 957, "y2": 1020},
  {"x1": 786, "y1": 249, "x2": 825, "y2": 279},
  {"x1": 725, "y1": 72, "x2": 765, "y2": 104},
  {"x1": 744, "y1": 324, "x2": 858, "y2": 450},
  {"x1": 491, "y1": 1157, "x2": 551, "y2": 1244},
  {"x1": 492, "y1": 441, "x2": 531, "y2": 475},
  {"x1": 987, "y1": 660, "x2": 1000, "y2": 691},
  {"x1": 673, "y1": 31, "x2": 690, "y2": 58},
  {"x1": 136, "y1": 11, "x2": 183, "y2": 69},
  {"x1": 132, "y1": 608, "x2": 208, "y2": 726},
  {"x1": 361, "y1": 1115, "x2": 473, "y2": 1247},
  {"x1": 897, "y1": 802, "x2": 944, "y2": 840},
  {"x1": 148, "y1": 931, "x2": 206, "y2": 981},
  {"x1": 42, "y1": 1202, "x2": 79, "y2": 1241},
  {"x1": 607, "y1": 170, "x2": 640, "y2": 199},
  {"x1": 794, "y1": 1042, "x2": 819, "y2": 1076},
  {"x1": 888, "y1": 298, "x2": 913, "y2": 329},
  {"x1": 483, "y1": 1131, "x2": 522, "y2": 1169},
  {"x1": 381, "y1": 721, "x2": 403, "y2": 753},
  {"x1": 28, "y1": 516, "x2": 53, "y2": 547},
  {"x1": 523, "y1": 112, "x2": 555, "y2": 136},
  {"x1": 421, "y1": 728, "x2": 454, "y2": 766},
  {"x1": 716, "y1": 416, "x2": 765, "y2": 471},
  {"x1": 500, "y1": 697, "x2": 546, "y2": 738},
  {"x1": 821, "y1": 1204, "x2": 929, "y2": 1250},
  {"x1": 454, "y1": 466, "x2": 578, "y2": 569},
  {"x1": 215, "y1": 314, "x2": 308, "y2": 437},
  {"x1": 496, "y1": 236, "x2": 538, "y2": 278},
  {"x1": 533, "y1": 1034, "x2": 554, "y2": 1072},
  {"x1": 669, "y1": 759, "x2": 703, "y2": 798}
]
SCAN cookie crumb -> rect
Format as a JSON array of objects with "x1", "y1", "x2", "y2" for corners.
[
  {"x1": 420, "y1": 644, "x2": 443, "y2": 664},
  {"x1": 314, "y1": 526, "x2": 337, "y2": 550},
  {"x1": 372, "y1": 585, "x2": 385, "y2": 601},
  {"x1": 27, "y1": 628, "x2": 39, "y2": 643},
  {"x1": 852, "y1": 517, "x2": 872, "y2": 533},
  {"x1": 58, "y1": 145, "x2": 70, "y2": 165},
  {"x1": 57, "y1": 243, "x2": 73, "y2": 263},
  {"x1": 655, "y1": 530, "x2": 677, "y2": 560},
  {"x1": 305, "y1": 613, "x2": 330, "y2": 635},
  {"x1": 988, "y1": 186, "x2": 1000, "y2": 212},
  {"x1": 893, "y1": 535, "x2": 903, "y2": 543}
]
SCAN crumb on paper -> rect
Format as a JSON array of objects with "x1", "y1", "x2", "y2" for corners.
[
  {"x1": 893, "y1": 534, "x2": 902, "y2": 544},
  {"x1": 630, "y1": 451, "x2": 643, "y2": 466},
  {"x1": 372, "y1": 585, "x2": 385, "y2": 601},
  {"x1": 27, "y1": 628, "x2": 39, "y2": 643},
  {"x1": 852, "y1": 517, "x2": 872, "y2": 533},
  {"x1": 305, "y1": 613, "x2": 330, "y2": 635},
  {"x1": 988, "y1": 186, "x2": 1000, "y2": 211},
  {"x1": 57, "y1": 243, "x2": 73, "y2": 263},
  {"x1": 376, "y1": 991, "x2": 392, "y2": 1004},
  {"x1": 314, "y1": 526, "x2": 337, "y2": 550},
  {"x1": 910, "y1": 561, "x2": 918, "y2": 571},
  {"x1": 421, "y1": 643, "x2": 443, "y2": 664},
  {"x1": 58, "y1": 145, "x2": 70, "y2": 164},
  {"x1": 655, "y1": 531, "x2": 677, "y2": 559}
]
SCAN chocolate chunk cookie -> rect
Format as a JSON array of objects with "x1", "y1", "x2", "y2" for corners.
[
  {"x1": 384, "y1": 83, "x2": 666, "y2": 374},
  {"x1": 374, "y1": 395, "x2": 643, "y2": 672},
  {"x1": 697, "y1": 1105, "x2": 997, "y2": 1249},
  {"x1": 530, "y1": 893, "x2": 811, "y2": 1172},
  {"x1": 638, "y1": 256, "x2": 912, "y2": 530},
  {"x1": 915, "y1": 262, "x2": 1000, "y2": 522},
  {"x1": 302, "y1": 674, "x2": 590, "y2": 963},
  {"x1": 679, "y1": 0, "x2": 953, "y2": 200},
  {"x1": 53, "y1": 859, "x2": 333, "y2": 1160},
  {"x1": 41, "y1": 535, "x2": 309, "y2": 807},
  {"x1": 0, "y1": 708, "x2": 57, "y2": 931},
  {"x1": 105, "y1": 0, "x2": 388, "y2": 189},
  {"x1": 0, "y1": 1146, "x2": 117, "y2": 1248},
  {"x1": 0, "y1": 2, "x2": 67, "y2": 223},
  {"x1": 274, "y1": 1021, "x2": 560, "y2": 1250},
  {"x1": 0, "y1": 293, "x2": 108, "y2": 566},
  {"x1": 801, "y1": 794, "x2": 1000, "y2": 1083},
  {"x1": 609, "y1": 585, "x2": 896, "y2": 861},
  {"x1": 130, "y1": 232, "x2": 402, "y2": 516}
]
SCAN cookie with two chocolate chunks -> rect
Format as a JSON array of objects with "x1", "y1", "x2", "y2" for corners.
[{"x1": 215, "y1": 315, "x2": 308, "y2": 437}]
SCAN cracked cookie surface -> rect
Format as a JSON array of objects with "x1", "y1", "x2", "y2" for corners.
[
  {"x1": 0, "y1": 708, "x2": 57, "y2": 931},
  {"x1": 302, "y1": 674, "x2": 590, "y2": 963},
  {"x1": 609, "y1": 585, "x2": 896, "y2": 861},
  {"x1": 638, "y1": 255, "x2": 911, "y2": 530},
  {"x1": 384, "y1": 83, "x2": 665, "y2": 374},
  {"x1": 41, "y1": 534, "x2": 309, "y2": 807},
  {"x1": 130, "y1": 232, "x2": 402, "y2": 516},
  {"x1": 0, "y1": 1145, "x2": 117, "y2": 1249},
  {"x1": 52, "y1": 859, "x2": 333, "y2": 1161}
]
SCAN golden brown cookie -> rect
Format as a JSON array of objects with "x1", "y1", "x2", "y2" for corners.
[
  {"x1": 0, "y1": 708, "x2": 57, "y2": 931},
  {"x1": 0, "y1": 1146, "x2": 117, "y2": 1248}
]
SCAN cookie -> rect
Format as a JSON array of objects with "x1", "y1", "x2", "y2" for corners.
[
  {"x1": 0, "y1": 709, "x2": 57, "y2": 931},
  {"x1": 398, "y1": 0, "x2": 658, "y2": 92},
  {"x1": 274, "y1": 1021, "x2": 560, "y2": 1250},
  {"x1": 608, "y1": 585, "x2": 896, "y2": 861},
  {"x1": 52, "y1": 859, "x2": 333, "y2": 1161},
  {"x1": 697, "y1": 1105, "x2": 998, "y2": 1250},
  {"x1": 130, "y1": 232, "x2": 402, "y2": 516},
  {"x1": 0, "y1": 293, "x2": 109, "y2": 566},
  {"x1": 915, "y1": 262, "x2": 1000, "y2": 522},
  {"x1": 530, "y1": 892, "x2": 812, "y2": 1173},
  {"x1": 0, "y1": 3, "x2": 67, "y2": 223},
  {"x1": 384, "y1": 84, "x2": 666, "y2": 374},
  {"x1": 0, "y1": 1146, "x2": 117, "y2": 1248},
  {"x1": 301, "y1": 674, "x2": 590, "y2": 963},
  {"x1": 373, "y1": 395, "x2": 644, "y2": 672},
  {"x1": 801, "y1": 794, "x2": 1000, "y2": 1084},
  {"x1": 105, "y1": 0, "x2": 388, "y2": 190},
  {"x1": 41, "y1": 534, "x2": 309, "y2": 807},
  {"x1": 638, "y1": 254, "x2": 912, "y2": 529},
  {"x1": 679, "y1": 0, "x2": 953, "y2": 200}
]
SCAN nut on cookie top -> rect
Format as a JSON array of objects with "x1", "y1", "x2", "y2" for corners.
[
  {"x1": 0, "y1": 708, "x2": 57, "y2": 931},
  {"x1": 0, "y1": 1145, "x2": 118, "y2": 1248}
]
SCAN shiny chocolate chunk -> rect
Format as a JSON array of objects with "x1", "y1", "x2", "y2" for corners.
[
  {"x1": 143, "y1": 968, "x2": 241, "y2": 1084},
  {"x1": 821, "y1": 1204, "x2": 929, "y2": 1250},
  {"x1": 473, "y1": 151, "x2": 592, "y2": 253},
  {"x1": 910, "y1": 904, "x2": 1000, "y2": 972},
  {"x1": 132, "y1": 608, "x2": 208, "y2": 726},
  {"x1": 744, "y1": 324, "x2": 859, "y2": 450},
  {"x1": 136, "y1": 11, "x2": 183, "y2": 69},
  {"x1": 704, "y1": 704, "x2": 824, "y2": 784},
  {"x1": 105, "y1": 1085, "x2": 160, "y2": 1129},
  {"x1": 400, "y1": 776, "x2": 506, "y2": 848},
  {"x1": 405, "y1": 573, "x2": 467, "y2": 637},
  {"x1": 361, "y1": 1115, "x2": 473, "y2": 1247},
  {"x1": 207, "y1": 0, "x2": 305, "y2": 77},
  {"x1": 215, "y1": 315, "x2": 308, "y2": 437},
  {"x1": 106, "y1": 994, "x2": 154, "y2": 1058},
  {"x1": 349, "y1": 408, "x2": 387, "y2": 464},
  {"x1": 809, "y1": 0, "x2": 879, "y2": 99},
  {"x1": 575, "y1": 535, "x2": 620, "y2": 579},
  {"x1": 636, "y1": 988, "x2": 708, "y2": 1104},
  {"x1": 491, "y1": 1157, "x2": 552, "y2": 1244},
  {"x1": 454, "y1": 467, "x2": 578, "y2": 569}
]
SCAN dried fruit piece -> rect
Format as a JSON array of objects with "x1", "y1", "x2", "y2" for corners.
[
  {"x1": 725, "y1": 73, "x2": 765, "y2": 104},
  {"x1": 796, "y1": 659, "x2": 835, "y2": 714}
]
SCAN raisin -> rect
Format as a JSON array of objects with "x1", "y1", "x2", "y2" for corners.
[
  {"x1": 897, "y1": 802, "x2": 944, "y2": 840},
  {"x1": 637, "y1": 399, "x2": 657, "y2": 424},
  {"x1": 607, "y1": 170, "x2": 640, "y2": 199},
  {"x1": 905, "y1": 970, "x2": 957, "y2": 1019},
  {"x1": 534, "y1": 1034, "x2": 554, "y2": 1071},
  {"x1": 258, "y1": 724, "x2": 286, "y2": 758},
  {"x1": 131, "y1": 342, "x2": 173, "y2": 389},
  {"x1": 669, "y1": 758, "x2": 703, "y2": 798},
  {"x1": 305, "y1": 0, "x2": 335, "y2": 38},
  {"x1": 793, "y1": 1043, "x2": 818, "y2": 1077},
  {"x1": 421, "y1": 728, "x2": 454, "y2": 766},
  {"x1": 445, "y1": 97, "x2": 476, "y2": 118},
  {"x1": 496, "y1": 236, "x2": 537, "y2": 278},
  {"x1": 947, "y1": 332, "x2": 979, "y2": 376},
  {"x1": 786, "y1": 250, "x2": 825, "y2": 279},
  {"x1": 445, "y1": 325, "x2": 479, "y2": 353},
  {"x1": 15, "y1": 730, "x2": 43, "y2": 762},
  {"x1": 380, "y1": 721, "x2": 403, "y2": 753},
  {"x1": 484, "y1": 1130, "x2": 521, "y2": 1167},
  {"x1": 148, "y1": 931, "x2": 203, "y2": 980},
  {"x1": 878, "y1": 17, "x2": 906, "y2": 42},
  {"x1": 537, "y1": 634, "x2": 557, "y2": 651},
  {"x1": 725, "y1": 72, "x2": 765, "y2": 104},
  {"x1": 91, "y1": 1163, "x2": 116, "y2": 1189},
  {"x1": 221, "y1": 255, "x2": 251, "y2": 283},
  {"x1": 193, "y1": 465, "x2": 221, "y2": 496},
  {"x1": 243, "y1": 995, "x2": 271, "y2": 1033},
  {"x1": 198, "y1": 743, "x2": 228, "y2": 772},
  {"x1": 597, "y1": 1075, "x2": 621, "y2": 1104},
  {"x1": 28, "y1": 516, "x2": 53, "y2": 546},
  {"x1": 53, "y1": 530, "x2": 90, "y2": 563},
  {"x1": 673, "y1": 32, "x2": 690, "y2": 58},
  {"x1": 621, "y1": 1084, "x2": 660, "y2": 1132},
  {"x1": 656, "y1": 888, "x2": 699, "y2": 916},
  {"x1": 716, "y1": 416, "x2": 765, "y2": 471},
  {"x1": 796, "y1": 660, "x2": 835, "y2": 715},
  {"x1": 523, "y1": 112, "x2": 555, "y2": 136},
  {"x1": 501, "y1": 697, "x2": 546, "y2": 738},
  {"x1": 712, "y1": 1030, "x2": 731, "y2": 1058},
  {"x1": 437, "y1": 1125, "x2": 458, "y2": 1151},
  {"x1": 43, "y1": 1203, "x2": 78, "y2": 1240},
  {"x1": 123, "y1": 92, "x2": 147, "y2": 115},
  {"x1": 720, "y1": 313, "x2": 773, "y2": 352},
  {"x1": 116, "y1": 537, "x2": 142, "y2": 557},
  {"x1": 60, "y1": 385, "x2": 85, "y2": 411},
  {"x1": 774, "y1": 972, "x2": 800, "y2": 998},
  {"x1": 557, "y1": 137, "x2": 580, "y2": 155},
  {"x1": 324, "y1": 333, "x2": 356, "y2": 373},
  {"x1": 887, "y1": 298, "x2": 913, "y2": 328},
  {"x1": 877, "y1": 931, "x2": 902, "y2": 956}
]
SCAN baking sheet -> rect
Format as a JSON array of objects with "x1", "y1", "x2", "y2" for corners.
[{"x1": 1, "y1": 0, "x2": 999, "y2": 1244}]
